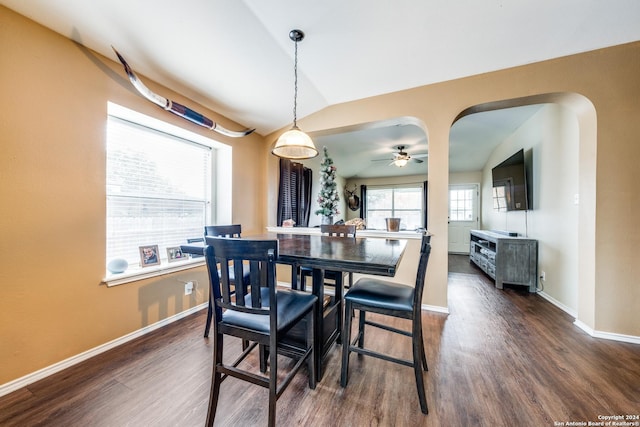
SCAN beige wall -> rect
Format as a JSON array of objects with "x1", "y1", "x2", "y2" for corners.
[
  {"x1": 265, "y1": 42, "x2": 640, "y2": 338},
  {"x1": 0, "y1": 8, "x2": 266, "y2": 385},
  {"x1": 481, "y1": 104, "x2": 580, "y2": 312},
  {"x1": 2, "y1": 5, "x2": 639, "y2": 388}
]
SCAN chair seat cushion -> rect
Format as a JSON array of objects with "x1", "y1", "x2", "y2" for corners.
[
  {"x1": 345, "y1": 278, "x2": 414, "y2": 312},
  {"x1": 222, "y1": 289, "x2": 316, "y2": 333}
]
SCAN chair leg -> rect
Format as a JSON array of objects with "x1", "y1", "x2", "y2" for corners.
[
  {"x1": 205, "y1": 333, "x2": 224, "y2": 426},
  {"x1": 204, "y1": 294, "x2": 213, "y2": 338},
  {"x1": 340, "y1": 299, "x2": 353, "y2": 387},
  {"x1": 412, "y1": 317, "x2": 428, "y2": 414},
  {"x1": 259, "y1": 344, "x2": 268, "y2": 373},
  {"x1": 357, "y1": 310, "x2": 366, "y2": 349},
  {"x1": 268, "y1": 335, "x2": 278, "y2": 427},
  {"x1": 307, "y1": 309, "x2": 316, "y2": 390},
  {"x1": 418, "y1": 320, "x2": 428, "y2": 371}
]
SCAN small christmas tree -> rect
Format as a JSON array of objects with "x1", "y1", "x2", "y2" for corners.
[{"x1": 315, "y1": 146, "x2": 340, "y2": 221}]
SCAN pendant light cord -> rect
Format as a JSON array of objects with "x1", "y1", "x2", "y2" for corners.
[{"x1": 293, "y1": 38, "x2": 299, "y2": 128}]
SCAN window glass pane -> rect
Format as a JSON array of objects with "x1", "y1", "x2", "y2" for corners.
[
  {"x1": 366, "y1": 185, "x2": 424, "y2": 230},
  {"x1": 106, "y1": 115, "x2": 212, "y2": 269},
  {"x1": 367, "y1": 189, "x2": 392, "y2": 209},
  {"x1": 393, "y1": 187, "x2": 422, "y2": 209},
  {"x1": 449, "y1": 186, "x2": 476, "y2": 222}
]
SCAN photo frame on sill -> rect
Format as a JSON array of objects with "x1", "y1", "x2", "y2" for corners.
[
  {"x1": 139, "y1": 245, "x2": 160, "y2": 267},
  {"x1": 166, "y1": 246, "x2": 186, "y2": 263}
]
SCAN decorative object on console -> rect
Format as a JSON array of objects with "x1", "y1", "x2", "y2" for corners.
[
  {"x1": 111, "y1": 47, "x2": 254, "y2": 138},
  {"x1": 315, "y1": 146, "x2": 340, "y2": 224},
  {"x1": 271, "y1": 29, "x2": 318, "y2": 159}
]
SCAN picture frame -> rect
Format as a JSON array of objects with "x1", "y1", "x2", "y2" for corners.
[
  {"x1": 166, "y1": 246, "x2": 186, "y2": 263},
  {"x1": 139, "y1": 245, "x2": 160, "y2": 267}
]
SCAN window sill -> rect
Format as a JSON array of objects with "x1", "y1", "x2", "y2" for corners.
[{"x1": 102, "y1": 258, "x2": 205, "y2": 287}]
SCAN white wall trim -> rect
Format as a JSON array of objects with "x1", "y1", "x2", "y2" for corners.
[
  {"x1": 537, "y1": 291, "x2": 577, "y2": 318},
  {"x1": 421, "y1": 304, "x2": 449, "y2": 314},
  {"x1": 0, "y1": 303, "x2": 208, "y2": 398},
  {"x1": 573, "y1": 319, "x2": 640, "y2": 345},
  {"x1": 539, "y1": 291, "x2": 640, "y2": 345}
]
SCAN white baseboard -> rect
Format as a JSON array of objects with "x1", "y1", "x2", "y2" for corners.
[
  {"x1": 537, "y1": 291, "x2": 577, "y2": 318},
  {"x1": 539, "y1": 291, "x2": 640, "y2": 345},
  {"x1": 421, "y1": 304, "x2": 449, "y2": 314},
  {"x1": 573, "y1": 319, "x2": 640, "y2": 345},
  {"x1": 0, "y1": 303, "x2": 208, "y2": 398}
]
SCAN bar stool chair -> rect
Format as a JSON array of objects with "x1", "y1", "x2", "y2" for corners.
[
  {"x1": 298, "y1": 224, "x2": 356, "y2": 291},
  {"x1": 202, "y1": 224, "x2": 249, "y2": 338},
  {"x1": 340, "y1": 233, "x2": 432, "y2": 414},
  {"x1": 204, "y1": 236, "x2": 317, "y2": 427}
]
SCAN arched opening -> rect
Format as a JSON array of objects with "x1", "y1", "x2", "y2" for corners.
[{"x1": 447, "y1": 93, "x2": 596, "y2": 329}]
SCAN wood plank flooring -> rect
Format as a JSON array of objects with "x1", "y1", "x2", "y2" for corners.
[{"x1": 1, "y1": 255, "x2": 638, "y2": 426}]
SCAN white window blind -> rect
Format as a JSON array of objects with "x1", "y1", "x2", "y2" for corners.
[{"x1": 106, "y1": 115, "x2": 212, "y2": 269}]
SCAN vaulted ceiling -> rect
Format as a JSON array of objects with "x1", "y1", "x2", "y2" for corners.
[{"x1": 4, "y1": 1, "x2": 639, "y2": 177}]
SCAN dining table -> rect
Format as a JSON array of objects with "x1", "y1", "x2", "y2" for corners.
[{"x1": 181, "y1": 231, "x2": 408, "y2": 380}]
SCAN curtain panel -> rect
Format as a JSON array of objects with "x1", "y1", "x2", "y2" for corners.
[{"x1": 277, "y1": 159, "x2": 312, "y2": 227}]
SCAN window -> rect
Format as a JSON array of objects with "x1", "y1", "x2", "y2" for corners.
[
  {"x1": 106, "y1": 103, "x2": 227, "y2": 278},
  {"x1": 449, "y1": 187, "x2": 475, "y2": 221},
  {"x1": 366, "y1": 185, "x2": 423, "y2": 230}
]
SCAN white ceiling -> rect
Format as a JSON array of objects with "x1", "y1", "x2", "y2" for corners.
[{"x1": 3, "y1": 0, "x2": 639, "y2": 177}]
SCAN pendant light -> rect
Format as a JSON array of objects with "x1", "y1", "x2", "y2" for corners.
[{"x1": 272, "y1": 29, "x2": 318, "y2": 159}]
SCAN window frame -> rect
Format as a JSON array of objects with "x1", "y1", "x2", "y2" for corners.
[
  {"x1": 103, "y1": 102, "x2": 232, "y2": 286},
  {"x1": 365, "y1": 184, "x2": 424, "y2": 230}
]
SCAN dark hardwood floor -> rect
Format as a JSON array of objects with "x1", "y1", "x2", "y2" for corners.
[{"x1": 2, "y1": 255, "x2": 638, "y2": 426}]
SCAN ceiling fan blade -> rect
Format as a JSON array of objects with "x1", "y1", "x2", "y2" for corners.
[
  {"x1": 411, "y1": 158, "x2": 424, "y2": 164},
  {"x1": 371, "y1": 158, "x2": 394, "y2": 162},
  {"x1": 412, "y1": 153, "x2": 429, "y2": 158}
]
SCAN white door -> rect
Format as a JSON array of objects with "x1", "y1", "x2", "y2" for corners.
[{"x1": 448, "y1": 184, "x2": 480, "y2": 254}]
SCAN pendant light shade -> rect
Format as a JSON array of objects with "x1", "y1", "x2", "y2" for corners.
[
  {"x1": 272, "y1": 125, "x2": 317, "y2": 159},
  {"x1": 272, "y1": 29, "x2": 318, "y2": 159}
]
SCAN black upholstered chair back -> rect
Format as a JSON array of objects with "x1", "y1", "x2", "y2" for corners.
[{"x1": 205, "y1": 236, "x2": 276, "y2": 321}]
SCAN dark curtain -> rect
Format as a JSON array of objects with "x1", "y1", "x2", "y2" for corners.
[
  {"x1": 277, "y1": 159, "x2": 312, "y2": 227},
  {"x1": 359, "y1": 185, "x2": 367, "y2": 221},
  {"x1": 423, "y1": 180, "x2": 428, "y2": 229}
]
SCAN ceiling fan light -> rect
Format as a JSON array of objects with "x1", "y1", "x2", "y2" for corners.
[
  {"x1": 394, "y1": 158, "x2": 409, "y2": 167},
  {"x1": 272, "y1": 126, "x2": 318, "y2": 159}
]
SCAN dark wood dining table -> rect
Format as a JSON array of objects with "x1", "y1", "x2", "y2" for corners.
[{"x1": 181, "y1": 232, "x2": 407, "y2": 380}]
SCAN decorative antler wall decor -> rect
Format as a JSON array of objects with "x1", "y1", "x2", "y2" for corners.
[
  {"x1": 112, "y1": 47, "x2": 254, "y2": 138},
  {"x1": 344, "y1": 184, "x2": 360, "y2": 211}
]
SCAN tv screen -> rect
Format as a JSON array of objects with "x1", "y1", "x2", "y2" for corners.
[{"x1": 491, "y1": 149, "x2": 529, "y2": 211}]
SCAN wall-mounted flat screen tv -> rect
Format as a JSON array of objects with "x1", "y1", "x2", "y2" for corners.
[{"x1": 491, "y1": 149, "x2": 529, "y2": 211}]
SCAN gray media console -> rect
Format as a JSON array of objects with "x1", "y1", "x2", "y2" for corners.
[{"x1": 469, "y1": 230, "x2": 538, "y2": 292}]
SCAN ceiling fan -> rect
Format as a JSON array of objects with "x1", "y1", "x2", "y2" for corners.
[{"x1": 372, "y1": 145, "x2": 428, "y2": 167}]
